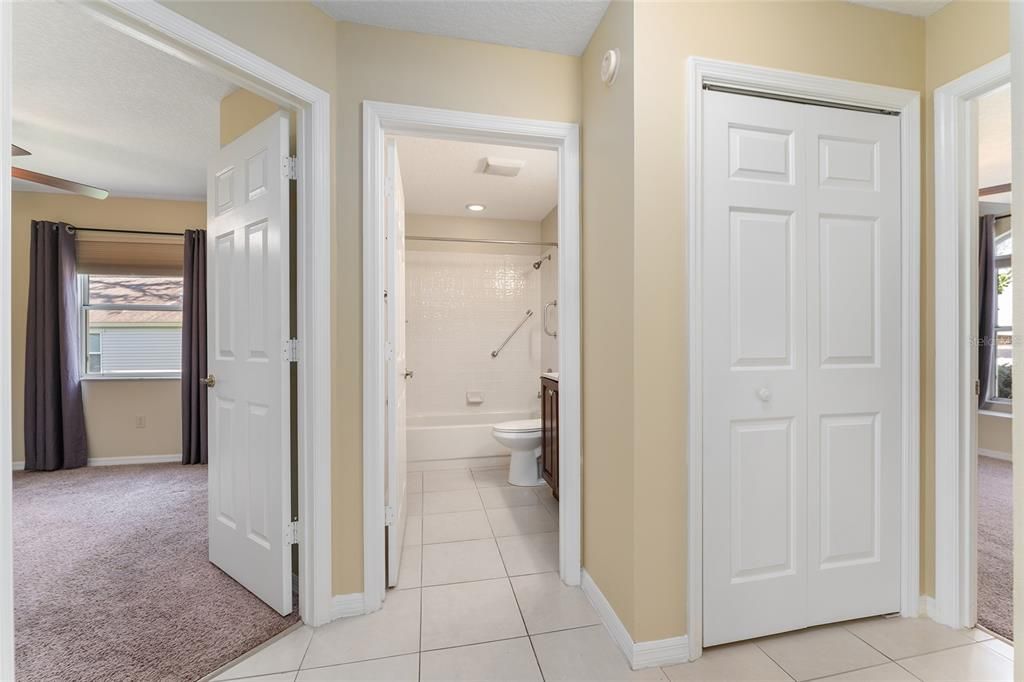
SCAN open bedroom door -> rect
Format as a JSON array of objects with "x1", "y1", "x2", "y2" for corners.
[{"x1": 205, "y1": 111, "x2": 293, "y2": 615}]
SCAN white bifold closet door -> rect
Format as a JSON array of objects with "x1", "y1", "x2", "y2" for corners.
[{"x1": 701, "y1": 89, "x2": 901, "y2": 647}]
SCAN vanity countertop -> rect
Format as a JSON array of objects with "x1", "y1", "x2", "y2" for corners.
[{"x1": 542, "y1": 372, "x2": 559, "y2": 381}]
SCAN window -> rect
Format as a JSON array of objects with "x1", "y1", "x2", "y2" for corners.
[
  {"x1": 984, "y1": 225, "x2": 1013, "y2": 411},
  {"x1": 80, "y1": 275, "x2": 183, "y2": 378}
]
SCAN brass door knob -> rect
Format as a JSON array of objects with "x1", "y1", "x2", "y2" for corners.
[{"x1": 201, "y1": 375, "x2": 217, "y2": 388}]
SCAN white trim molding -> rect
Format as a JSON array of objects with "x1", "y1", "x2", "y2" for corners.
[
  {"x1": 686, "y1": 57, "x2": 921, "y2": 660},
  {"x1": 362, "y1": 101, "x2": 581, "y2": 613},
  {"x1": 0, "y1": 0, "x2": 336, "y2": 644},
  {"x1": 933, "y1": 54, "x2": 1010, "y2": 630},
  {"x1": 13, "y1": 454, "x2": 181, "y2": 470},
  {"x1": 978, "y1": 448, "x2": 1012, "y2": 462},
  {"x1": 581, "y1": 570, "x2": 689, "y2": 670},
  {"x1": 329, "y1": 593, "x2": 367, "y2": 620}
]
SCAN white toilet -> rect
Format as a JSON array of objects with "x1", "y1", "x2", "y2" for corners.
[{"x1": 492, "y1": 419, "x2": 544, "y2": 486}]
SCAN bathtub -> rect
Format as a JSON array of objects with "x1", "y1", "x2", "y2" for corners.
[{"x1": 406, "y1": 411, "x2": 539, "y2": 462}]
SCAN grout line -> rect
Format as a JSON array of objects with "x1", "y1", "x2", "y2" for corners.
[
  {"x1": 891, "y1": 659, "x2": 926, "y2": 681},
  {"x1": 840, "y1": 624, "x2": 896, "y2": 662},
  {"x1": 751, "y1": 642, "x2": 798, "y2": 682},
  {"x1": 297, "y1": 650, "x2": 422, "y2": 674}
]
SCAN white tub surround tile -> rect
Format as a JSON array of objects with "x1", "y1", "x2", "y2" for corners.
[
  {"x1": 421, "y1": 538, "x2": 507, "y2": 586},
  {"x1": 420, "y1": 578, "x2": 527, "y2": 650}
]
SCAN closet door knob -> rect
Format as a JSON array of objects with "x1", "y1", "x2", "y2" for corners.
[
  {"x1": 201, "y1": 375, "x2": 217, "y2": 388},
  {"x1": 756, "y1": 387, "x2": 771, "y2": 402}
]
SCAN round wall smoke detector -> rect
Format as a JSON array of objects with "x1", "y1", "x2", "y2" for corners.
[{"x1": 601, "y1": 49, "x2": 620, "y2": 86}]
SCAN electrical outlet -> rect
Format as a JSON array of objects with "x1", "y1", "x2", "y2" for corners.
[{"x1": 135, "y1": 416, "x2": 146, "y2": 429}]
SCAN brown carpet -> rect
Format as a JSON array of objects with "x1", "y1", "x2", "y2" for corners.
[
  {"x1": 13, "y1": 464, "x2": 299, "y2": 682},
  {"x1": 977, "y1": 455, "x2": 1013, "y2": 641}
]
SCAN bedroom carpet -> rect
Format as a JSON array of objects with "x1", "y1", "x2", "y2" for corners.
[
  {"x1": 977, "y1": 454, "x2": 1013, "y2": 641},
  {"x1": 13, "y1": 463, "x2": 299, "y2": 682}
]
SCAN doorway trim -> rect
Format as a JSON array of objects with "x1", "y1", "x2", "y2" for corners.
[
  {"x1": 933, "y1": 54, "x2": 1010, "y2": 629},
  {"x1": 362, "y1": 101, "x2": 581, "y2": 612},
  {"x1": 686, "y1": 57, "x2": 921, "y2": 660},
  {"x1": 0, "y1": 3, "x2": 334, "y2": 674}
]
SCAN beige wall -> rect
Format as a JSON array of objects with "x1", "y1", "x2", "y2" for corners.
[
  {"x1": 979, "y1": 414, "x2": 1012, "y2": 455},
  {"x1": 540, "y1": 206, "x2": 558, "y2": 245},
  {"x1": 220, "y1": 88, "x2": 282, "y2": 146},
  {"x1": 405, "y1": 213, "x2": 542, "y2": 256},
  {"x1": 581, "y1": 0, "x2": 637, "y2": 637},
  {"x1": 920, "y1": 0, "x2": 1010, "y2": 597},
  {"x1": 11, "y1": 192, "x2": 205, "y2": 463}
]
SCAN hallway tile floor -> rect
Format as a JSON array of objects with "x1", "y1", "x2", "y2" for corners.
[{"x1": 210, "y1": 462, "x2": 1014, "y2": 682}]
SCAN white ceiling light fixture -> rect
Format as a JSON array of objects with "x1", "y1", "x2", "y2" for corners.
[
  {"x1": 482, "y1": 157, "x2": 525, "y2": 177},
  {"x1": 466, "y1": 203, "x2": 486, "y2": 212}
]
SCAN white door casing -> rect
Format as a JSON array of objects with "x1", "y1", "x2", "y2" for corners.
[
  {"x1": 385, "y1": 137, "x2": 408, "y2": 587},
  {"x1": 701, "y1": 90, "x2": 902, "y2": 646},
  {"x1": 207, "y1": 111, "x2": 292, "y2": 615}
]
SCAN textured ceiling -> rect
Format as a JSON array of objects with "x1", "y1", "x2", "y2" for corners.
[
  {"x1": 13, "y1": 2, "x2": 235, "y2": 200},
  {"x1": 845, "y1": 0, "x2": 951, "y2": 16},
  {"x1": 396, "y1": 136, "x2": 557, "y2": 222},
  {"x1": 313, "y1": 0, "x2": 610, "y2": 56},
  {"x1": 978, "y1": 84, "x2": 1011, "y2": 203}
]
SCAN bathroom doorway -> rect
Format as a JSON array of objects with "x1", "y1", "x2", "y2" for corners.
[{"x1": 361, "y1": 103, "x2": 581, "y2": 612}]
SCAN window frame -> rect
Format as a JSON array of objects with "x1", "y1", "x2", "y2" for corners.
[
  {"x1": 78, "y1": 274, "x2": 184, "y2": 380},
  {"x1": 982, "y1": 231, "x2": 1012, "y2": 412}
]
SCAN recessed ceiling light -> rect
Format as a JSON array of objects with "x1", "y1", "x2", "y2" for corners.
[{"x1": 466, "y1": 203, "x2": 486, "y2": 212}]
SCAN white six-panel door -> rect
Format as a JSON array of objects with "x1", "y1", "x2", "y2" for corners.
[
  {"x1": 385, "y1": 138, "x2": 409, "y2": 587},
  {"x1": 207, "y1": 111, "x2": 292, "y2": 615},
  {"x1": 701, "y1": 90, "x2": 901, "y2": 646}
]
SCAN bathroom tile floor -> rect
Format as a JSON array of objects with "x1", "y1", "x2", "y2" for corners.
[{"x1": 210, "y1": 462, "x2": 1013, "y2": 682}]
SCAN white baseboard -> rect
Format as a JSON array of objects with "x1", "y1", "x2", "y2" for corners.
[
  {"x1": 581, "y1": 569, "x2": 689, "y2": 670},
  {"x1": 13, "y1": 454, "x2": 181, "y2": 470},
  {"x1": 920, "y1": 594, "x2": 937, "y2": 619},
  {"x1": 330, "y1": 592, "x2": 366, "y2": 620},
  {"x1": 978, "y1": 448, "x2": 1012, "y2": 462}
]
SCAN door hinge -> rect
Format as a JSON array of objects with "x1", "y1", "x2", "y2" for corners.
[
  {"x1": 286, "y1": 520, "x2": 301, "y2": 545},
  {"x1": 283, "y1": 155, "x2": 297, "y2": 180},
  {"x1": 975, "y1": 380, "x2": 981, "y2": 396},
  {"x1": 284, "y1": 338, "x2": 299, "y2": 363},
  {"x1": 385, "y1": 505, "x2": 396, "y2": 526}
]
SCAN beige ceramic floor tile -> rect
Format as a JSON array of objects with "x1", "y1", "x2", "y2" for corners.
[
  {"x1": 407, "y1": 493, "x2": 423, "y2": 515},
  {"x1": 510, "y1": 572, "x2": 600, "y2": 634},
  {"x1": 423, "y1": 469, "x2": 478, "y2": 492},
  {"x1": 422, "y1": 510, "x2": 493, "y2": 544},
  {"x1": 818, "y1": 662, "x2": 918, "y2": 680},
  {"x1": 422, "y1": 538, "x2": 507, "y2": 585},
  {"x1": 407, "y1": 471, "x2": 423, "y2": 493},
  {"x1": 531, "y1": 625, "x2": 667, "y2": 681},
  {"x1": 404, "y1": 515, "x2": 422, "y2": 546},
  {"x1": 396, "y1": 544, "x2": 421, "y2": 589},
  {"x1": 230, "y1": 674, "x2": 297, "y2": 682},
  {"x1": 301, "y1": 589, "x2": 420, "y2": 668},
  {"x1": 844, "y1": 617, "x2": 979, "y2": 660},
  {"x1": 421, "y1": 578, "x2": 527, "y2": 650},
  {"x1": 497, "y1": 532, "x2": 559, "y2": 575},
  {"x1": 662, "y1": 642, "x2": 791, "y2": 681},
  {"x1": 423, "y1": 489, "x2": 484, "y2": 515},
  {"x1": 486, "y1": 506, "x2": 557, "y2": 537},
  {"x1": 295, "y1": 654, "x2": 419, "y2": 681},
  {"x1": 472, "y1": 467, "x2": 513, "y2": 488},
  {"x1": 899, "y1": 642, "x2": 1013, "y2": 681},
  {"x1": 479, "y1": 486, "x2": 545, "y2": 509},
  {"x1": 420, "y1": 637, "x2": 543, "y2": 681},
  {"x1": 213, "y1": 626, "x2": 313, "y2": 680},
  {"x1": 981, "y1": 638, "x2": 1013, "y2": 661},
  {"x1": 756, "y1": 627, "x2": 888, "y2": 681}
]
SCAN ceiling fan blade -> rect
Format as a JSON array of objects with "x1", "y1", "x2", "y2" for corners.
[
  {"x1": 11, "y1": 145, "x2": 31, "y2": 157},
  {"x1": 13, "y1": 167, "x2": 109, "y2": 200}
]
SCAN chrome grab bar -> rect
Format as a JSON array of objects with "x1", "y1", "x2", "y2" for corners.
[
  {"x1": 543, "y1": 300, "x2": 558, "y2": 338},
  {"x1": 491, "y1": 310, "x2": 534, "y2": 358}
]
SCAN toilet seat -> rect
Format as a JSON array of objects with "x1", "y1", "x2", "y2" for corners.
[{"x1": 493, "y1": 418, "x2": 542, "y2": 434}]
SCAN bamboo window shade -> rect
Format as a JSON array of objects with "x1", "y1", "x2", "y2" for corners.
[{"x1": 75, "y1": 232, "x2": 185, "y2": 277}]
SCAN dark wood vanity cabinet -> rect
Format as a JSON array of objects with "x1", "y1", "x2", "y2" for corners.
[{"x1": 541, "y1": 377, "x2": 559, "y2": 499}]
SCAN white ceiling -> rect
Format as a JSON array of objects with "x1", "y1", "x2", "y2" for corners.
[
  {"x1": 313, "y1": 0, "x2": 610, "y2": 56},
  {"x1": 978, "y1": 83, "x2": 1011, "y2": 203},
  {"x1": 845, "y1": 0, "x2": 952, "y2": 16},
  {"x1": 396, "y1": 136, "x2": 557, "y2": 222},
  {"x1": 13, "y1": 2, "x2": 235, "y2": 201}
]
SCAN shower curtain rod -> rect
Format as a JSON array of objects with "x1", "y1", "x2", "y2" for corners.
[
  {"x1": 67, "y1": 226, "x2": 188, "y2": 238},
  {"x1": 405, "y1": 235, "x2": 557, "y2": 247}
]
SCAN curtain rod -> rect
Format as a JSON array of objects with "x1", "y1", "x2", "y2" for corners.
[
  {"x1": 406, "y1": 235, "x2": 557, "y2": 247},
  {"x1": 68, "y1": 226, "x2": 188, "y2": 238}
]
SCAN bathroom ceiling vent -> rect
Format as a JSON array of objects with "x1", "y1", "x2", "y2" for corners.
[{"x1": 482, "y1": 157, "x2": 525, "y2": 177}]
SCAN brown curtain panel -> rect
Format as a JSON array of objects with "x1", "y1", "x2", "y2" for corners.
[
  {"x1": 182, "y1": 229, "x2": 208, "y2": 465},
  {"x1": 24, "y1": 221, "x2": 88, "y2": 470},
  {"x1": 978, "y1": 214, "x2": 997, "y2": 408}
]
